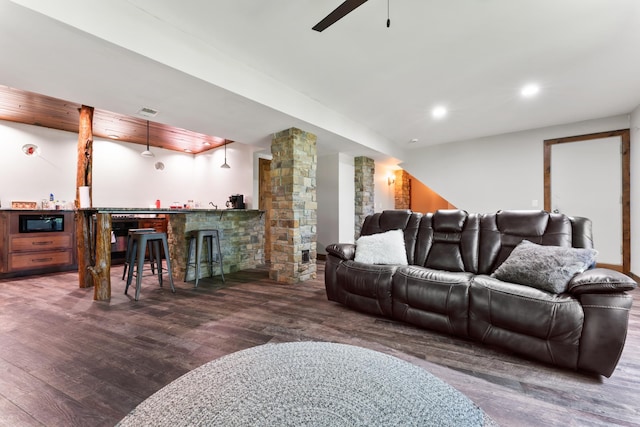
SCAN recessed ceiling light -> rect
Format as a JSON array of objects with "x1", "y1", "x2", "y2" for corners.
[
  {"x1": 409, "y1": 138, "x2": 418, "y2": 144},
  {"x1": 108, "y1": 134, "x2": 119, "y2": 139},
  {"x1": 431, "y1": 106, "x2": 447, "y2": 119},
  {"x1": 203, "y1": 141, "x2": 211, "y2": 146},
  {"x1": 184, "y1": 149, "x2": 192, "y2": 153},
  {"x1": 521, "y1": 83, "x2": 540, "y2": 98}
]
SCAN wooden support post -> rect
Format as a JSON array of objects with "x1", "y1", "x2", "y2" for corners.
[
  {"x1": 76, "y1": 105, "x2": 94, "y2": 289},
  {"x1": 89, "y1": 213, "x2": 112, "y2": 301}
]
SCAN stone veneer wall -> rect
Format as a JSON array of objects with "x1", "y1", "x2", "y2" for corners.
[
  {"x1": 270, "y1": 128, "x2": 317, "y2": 284},
  {"x1": 354, "y1": 156, "x2": 375, "y2": 238},
  {"x1": 167, "y1": 210, "x2": 265, "y2": 282},
  {"x1": 394, "y1": 169, "x2": 411, "y2": 209}
]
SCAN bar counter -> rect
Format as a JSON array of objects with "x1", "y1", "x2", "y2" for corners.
[{"x1": 83, "y1": 208, "x2": 265, "y2": 300}]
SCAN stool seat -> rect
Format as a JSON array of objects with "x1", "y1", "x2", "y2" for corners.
[
  {"x1": 185, "y1": 229, "x2": 224, "y2": 287},
  {"x1": 122, "y1": 228, "x2": 157, "y2": 280},
  {"x1": 125, "y1": 231, "x2": 175, "y2": 301}
]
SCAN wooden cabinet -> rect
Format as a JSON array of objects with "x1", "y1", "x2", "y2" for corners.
[
  {"x1": 0, "y1": 211, "x2": 76, "y2": 277},
  {"x1": 138, "y1": 217, "x2": 167, "y2": 233}
]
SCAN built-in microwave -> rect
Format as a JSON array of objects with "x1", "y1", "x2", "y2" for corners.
[{"x1": 18, "y1": 214, "x2": 64, "y2": 233}]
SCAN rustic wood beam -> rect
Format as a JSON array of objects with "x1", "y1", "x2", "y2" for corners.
[
  {"x1": 76, "y1": 105, "x2": 94, "y2": 289},
  {"x1": 89, "y1": 213, "x2": 112, "y2": 300}
]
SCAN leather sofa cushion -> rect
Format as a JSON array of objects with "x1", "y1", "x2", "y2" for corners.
[
  {"x1": 392, "y1": 266, "x2": 472, "y2": 337},
  {"x1": 479, "y1": 210, "x2": 573, "y2": 274},
  {"x1": 496, "y1": 209, "x2": 550, "y2": 236},
  {"x1": 414, "y1": 211, "x2": 480, "y2": 273},
  {"x1": 360, "y1": 210, "x2": 422, "y2": 265},
  {"x1": 432, "y1": 209, "x2": 468, "y2": 232},
  {"x1": 336, "y1": 261, "x2": 397, "y2": 317},
  {"x1": 469, "y1": 275, "x2": 583, "y2": 369}
]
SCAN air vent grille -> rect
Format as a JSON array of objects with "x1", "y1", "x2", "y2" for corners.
[{"x1": 137, "y1": 107, "x2": 158, "y2": 118}]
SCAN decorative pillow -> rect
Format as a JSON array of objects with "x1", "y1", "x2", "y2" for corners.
[
  {"x1": 491, "y1": 240, "x2": 598, "y2": 294},
  {"x1": 354, "y1": 229, "x2": 408, "y2": 265}
]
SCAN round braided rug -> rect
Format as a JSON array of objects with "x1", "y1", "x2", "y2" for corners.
[{"x1": 117, "y1": 341, "x2": 494, "y2": 426}]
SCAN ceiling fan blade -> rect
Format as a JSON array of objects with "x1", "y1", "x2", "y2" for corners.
[{"x1": 312, "y1": 0, "x2": 368, "y2": 32}]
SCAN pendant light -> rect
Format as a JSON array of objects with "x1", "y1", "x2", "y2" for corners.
[
  {"x1": 220, "y1": 141, "x2": 230, "y2": 169},
  {"x1": 141, "y1": 120, "x2": 154, "y2": 157}
]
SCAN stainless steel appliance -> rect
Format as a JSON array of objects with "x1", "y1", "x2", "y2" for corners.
[{"x1": 19, "y1": 214, "x2": 64, "y2": 233}]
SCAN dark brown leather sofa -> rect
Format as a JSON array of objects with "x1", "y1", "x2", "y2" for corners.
[{"x1": 325, "y1": 209, "x2": 637, "y2": 377}]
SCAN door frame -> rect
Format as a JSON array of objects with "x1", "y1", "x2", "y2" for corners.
[
  {"x1": 543, "y1": 129, "x2": 630, "y2": 273},
  {"x1": 258, "y1": 157, "x2": 272, "y2": 263}
]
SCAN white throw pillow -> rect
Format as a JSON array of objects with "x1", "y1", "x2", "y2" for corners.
[{"x1": 354, "y1": 229, "x2": 408, "y2": 265}]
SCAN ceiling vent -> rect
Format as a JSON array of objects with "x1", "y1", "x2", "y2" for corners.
[{"x1": 137, "y1": 106, "x2": 159, "y2": 118}]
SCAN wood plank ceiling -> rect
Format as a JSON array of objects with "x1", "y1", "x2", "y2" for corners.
[{"x1": 0, "y1": 85, "x2": 230, "y2": 155}]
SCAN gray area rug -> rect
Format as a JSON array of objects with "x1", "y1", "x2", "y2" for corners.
[{"x1": 117, "y1": 341, "x2": 495, "y2": 426}]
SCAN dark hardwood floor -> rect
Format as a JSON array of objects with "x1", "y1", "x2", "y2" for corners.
[{"x1": 0, "y1": 263, "x2": 638, "y2": 426}]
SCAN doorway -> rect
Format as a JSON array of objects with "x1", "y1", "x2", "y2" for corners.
[
  {"x1": 259, "y1": 158, "x2": 272, "y2": 263},
  {"x1": 543, "y1": 129, "x2": 630, "y2": 273}
]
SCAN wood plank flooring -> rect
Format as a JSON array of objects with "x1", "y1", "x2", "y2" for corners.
[{"x1": 0, "y1": 263, "x2": 638, "y2": 426}]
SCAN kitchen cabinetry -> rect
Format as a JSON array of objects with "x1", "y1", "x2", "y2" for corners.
[
  {"x1": 0, "y1": 210, "x2": 76, "y2": 277},
  {"x1": 138, "y1": 217, "x2": 167, "y2": 233},
  {"x1": 110, "y1": 216, "x2": 167, "y2": 263}
]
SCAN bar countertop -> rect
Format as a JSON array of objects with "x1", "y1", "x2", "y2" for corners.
[
  {"x1": 81, "y1": 207, "x2": 263, "y2": 215},
  {"x1": 83, "y1": 207, "x2": 266, "y2": 300}
]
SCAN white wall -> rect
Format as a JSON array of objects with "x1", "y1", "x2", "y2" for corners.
[
  {"x1": 401, "y1": 114, "x2": 634, "y2": 275},
  {"x1": 0, "y1": 121, "x2": 77, "y2": 207},
  {"x1": 630, "y1": 105, "x2": 640, "y2": 276},
  {"x1": 374, "y1": 162, "x2": 396, "y2": 213},
  {"x1": 317, "y1": 152, "x2": 355, "y2": 253},
  {"x1": 193, "y1": 141, "x2": 258, "y2": 209},
  {"x1": 401, "y1": 115, "x2": 629, "y2": 214},
  {"x1": 0, "y1": 120, "x2": 257, "y2": 209},
  {"x1": 338, "y1": 154, "x2": 356, "y2": 242}
]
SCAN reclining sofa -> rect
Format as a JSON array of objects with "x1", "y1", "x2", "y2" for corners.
[{"x1": 325, "y1": 209, "x2": 637, "y2": 377}]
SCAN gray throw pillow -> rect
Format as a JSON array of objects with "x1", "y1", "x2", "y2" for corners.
[{"x1": 492, "y1": 240, "x2": 598, "y2": 294}]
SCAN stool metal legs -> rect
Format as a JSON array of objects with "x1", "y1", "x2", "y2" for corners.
[
  {"x1": 185, "y1": 230, "x2": 224, "y2": 287},
  {"x1": 124, "y1": 232, "x2": 175, "y2": 301},
  {"x1": 122, "y1": 228, "x2": 156, "y2": 280}
]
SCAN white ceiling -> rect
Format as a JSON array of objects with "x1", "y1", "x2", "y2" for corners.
[{"x1": 2, "y1": 0, "x2": 640, "y2": 164}]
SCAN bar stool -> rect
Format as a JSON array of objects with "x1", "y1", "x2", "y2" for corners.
[
  {"x1": 185, "y1": 229, "x2": 224, "y2": 287},
  {"x1": 121, "y1": 228, "x2": 157, "y2": 280},
  {"x1": 125, "y1": 231, "x2": 176, "y2": 301}
]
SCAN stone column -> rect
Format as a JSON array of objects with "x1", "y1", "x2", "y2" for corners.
[
  {"x1": 270, "y1": 128, "x2": 317, "y2": 284},
  {"x1": 394, "y1": 169, "x2": 411, "y2": 209},
  {"x1": 354, "y1": 156, "x2": 375, "y2": 238}
]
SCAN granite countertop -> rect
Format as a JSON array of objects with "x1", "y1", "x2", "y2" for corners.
[
  {"x1": 81, "y1": 207, "x2": 263, "y2": 214},
  {"x1": 0, "y1": 209, "x2": 75, "y2": 212},
  {"x1": 0, "y1": 208, "x2": 263, "y2": 215}
]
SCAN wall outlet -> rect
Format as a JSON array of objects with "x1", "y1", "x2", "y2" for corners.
[{"x1": 531, "y1": 199, "x2": 539, "y2": 207}]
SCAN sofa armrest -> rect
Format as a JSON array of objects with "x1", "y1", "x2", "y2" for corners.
[
  {"x1": 568, "y1": 268, "x2": 637, "y2": 295},
  {"x1": 577, "y1": 292, "x2": 633, "y2": 377},
  {"x1": 326, "y1": 243, "x2": 356, "y2": 261}
]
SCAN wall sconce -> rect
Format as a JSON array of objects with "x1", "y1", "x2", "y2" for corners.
[{"x1": 387, "y1": 174, "x2": 396, "y2": 186}]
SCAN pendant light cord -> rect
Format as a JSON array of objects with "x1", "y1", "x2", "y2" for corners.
[{"x1": 386, "y1": 0, "x2": 390, "y2": 28}]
